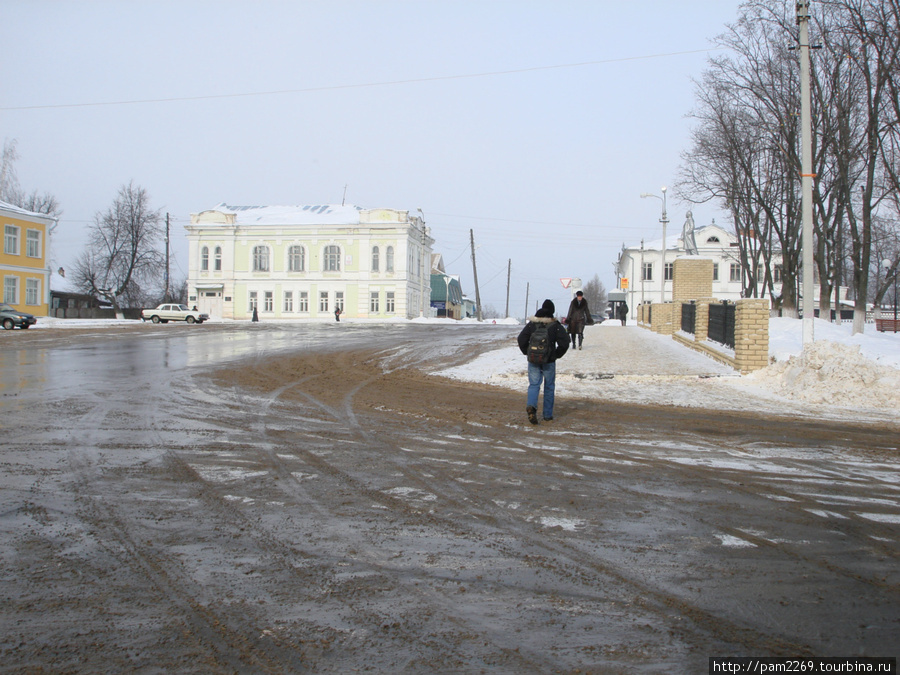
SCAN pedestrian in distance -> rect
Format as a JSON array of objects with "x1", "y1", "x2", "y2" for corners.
[
  {"x1": 565, "y1": 290, "x2": 593, "y2": 350},
  {"x1": 334, "y1": 307, "x2": 342, "y2": 322},
  {"x1": 517, "y1": 299, "x2": 569, "y2": 425},
  {"x1": 618, "y1": 301, "x2": 629, "y2": 326}
]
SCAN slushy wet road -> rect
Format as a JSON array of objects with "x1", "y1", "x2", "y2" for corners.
[{"x1": 1, "y1": 322, "x2": 898, "y2": 673}]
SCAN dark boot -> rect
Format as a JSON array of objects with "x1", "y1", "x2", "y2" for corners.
[{"x1": 526, "y1": 406, "x2": 538, "y2": 425}]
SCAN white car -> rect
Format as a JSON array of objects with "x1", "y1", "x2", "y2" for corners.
[{"x1": 141, "y1": 304, "x2": 209, "y2": 324}]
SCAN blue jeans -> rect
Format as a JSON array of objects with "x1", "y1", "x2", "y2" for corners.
[{"x1": 527, "y1": 361, "x2": 556, "y2": 419}]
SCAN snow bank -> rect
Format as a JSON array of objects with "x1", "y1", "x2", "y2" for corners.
[{"x1": 742, "y1": 340, "x2": 900, "y2": 409}]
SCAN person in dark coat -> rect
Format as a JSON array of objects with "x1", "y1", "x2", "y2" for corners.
[
  {"x1": 565, "y1": 290, "x2": 593, "y2": 350},
  {"x1": 517, "y1": 299, "x2": 569, "y2": 424}
]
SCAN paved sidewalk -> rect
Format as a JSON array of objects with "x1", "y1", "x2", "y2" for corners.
[{"x1": 564, "y1": 323, "x2": 734, "y2": 378}]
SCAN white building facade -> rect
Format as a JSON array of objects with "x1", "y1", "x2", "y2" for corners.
[
  {"x1": 185, "y1": 204, "x2": 434, "y2": 320},
  {"x1": 616, "y1": 222, "x2": 785, "y2": 310}
]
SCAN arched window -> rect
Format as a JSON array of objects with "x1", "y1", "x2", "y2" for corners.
[
  {"x1": 253, "y1": 245, "x2": 270, "y2": 272},
  {"x1": 201, "y1": 246, "x2": 209, "y2": 271},
  {"x1": 324, "y1": 245, "x2": 341, "y2": 271},
  {"x1": 372, "y1": 246, "x2": 380, "y2": 272},
  {"x1": 706, "y1": 236, "x2": 720, "y2": 243},
  {"x1": 386, "y1": 246, "x2": 394, "y2": 272},
  {"x1": 288, "y1": 245, "x2": 305, "y2": 272},
  {"x1": 214, "y1": 246, "x2": 222, "y2": 271}
]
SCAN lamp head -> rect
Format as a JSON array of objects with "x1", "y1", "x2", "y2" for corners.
[{"x1": 661, "y1": 186, "x2": 667, "y2": 193}]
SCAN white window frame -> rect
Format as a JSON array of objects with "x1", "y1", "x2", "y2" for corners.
[
  {"x1": 214, "y1": 246, "x2": 222, "y2": 271},
  {"x1": 264, "y1": 291, "x2": 273, "y2": 312},
  {"x1": 730, "y1": 263, "x2": 741, "y2": 283},
  {"x1": 283, "y1": 291, "x2": 293, "y2": 313},
  {"x1": 386, "y1": 246, "x2": 394, "y2": 272},
  {"x1": 642, "y1": 262, "x2": 653, "y2": 282},
  {"x1": 372, "y1": 246, "x2": 380, "y2": 272},
  {"x1": 26, "y1": 229, "x2": 41, "y2": 258},
  {"x1": 319, "y1": 291, "x2": 329, "y2": 312},
  {"x1": 323, "y1": 245, "x2": 341, "y2": 272},
  {"x1": 4, "y1": 225, "x2": 19, "y2": 255},
  {"x1": 4, "y1": 276, "x2": 18, "y2": 304},
  {"x1": 288, "y1": 245, "x2": 305, "y2": 272},
  {"x1": 335, "y1": 291, "x2": 344, "y2": 312},
  {"x1": 253, "y1": 245, "x2": 270, "y2": 272},
  {"x1": 298, "y1": 290, "x2": 309, "y2": 312},
  {"x1": 201, "y1": 246, "x2": 209, "y2": 271},
  {"x1": 25, "y1": 278, "x2": 40, "y2": 305},
  {"x1": 249, "y1": 291, "x2": 258, "y2": 311},
  {"x1": 370, "y1": 291, "x2": 380, "y2": 313},
  {"x1": 386, "y1": 291, "x2": 395, "y2": 313}
]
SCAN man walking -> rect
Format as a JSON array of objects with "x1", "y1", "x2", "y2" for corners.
[{"x1": 517, "y1": 299, "x2": 570, "y2": 424}]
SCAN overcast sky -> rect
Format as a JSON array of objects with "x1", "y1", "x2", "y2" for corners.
[{"x1": 2, "y1": 0, "x2": 745, "y2": 317}]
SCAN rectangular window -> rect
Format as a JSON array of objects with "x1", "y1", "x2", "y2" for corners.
[
  {"x1": 26, "y1": 230, "x2": 41, "y2": 258},
  {"x1": 773, "y1": 265, "x2": 782, "y2": 283},
  {"x1": 335, "y1": 291, "x2": 344, "y2": 312},
  {"x1": 713, "y1": 263, "x2": 719, "y2": 281},
  {"x1": 370, "y1": 291, "x2": 380, "y2": 313},
  {"x1": 665, "y1": 262, "x2": 674, "y2": 281},
  {"x1": 730, "y1": 263, "x2": 741, "y2": 283},
  {"x1": 264, "y1": 291, "x2": 273, "y2": 312},
  {"x1": 4, "y1": 276, "x2": 18, "y2": 304},
  {"x1": 324, "y1": 245, "x2": 340, "y2": 271},
  {"x1": 215, "y1": 246, "x2": 222, "y2": 271},
  {"x1": 25, "y1": 278, "x2": 39, "y2": 305},
  {"x1": 642, "y1": 262, "x2": 653, "y2": 282},
  {"x1": 298, "y1": 291, "x2": 309, "y2": 312},
  {"x1": 288, "y1": 245, "x2": 304, "y2": 272},
  {"x1": 249, "y1": 291, "x2": 258, "y2": 311},
  {"x1": 4, "y1": 225, "x2": 19, "y2": 255},
  {"x1": 284, "y1": 291, "x2": 293, "y2": 312},
  {"x1": 319, "y1": 291, "x2": 329, "y2": 312},
  {"x1": 386, "y1": 291, "x2": 395, "y2": 313}
]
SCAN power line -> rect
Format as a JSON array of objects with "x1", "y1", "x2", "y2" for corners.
[{"x1": 1, "y1": 48, "x2": 723, "y2": 112}]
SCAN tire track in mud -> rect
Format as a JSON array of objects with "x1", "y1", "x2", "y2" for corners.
[
  {"x1": 51, "y1": 377, "x2": 313, "y2": 673},
  {"x1": 216, "y1": 348, "x2": 823, "y2": 659},
  {"x1": 191, "y1": 363, "x2": 567, "y2": 672}
]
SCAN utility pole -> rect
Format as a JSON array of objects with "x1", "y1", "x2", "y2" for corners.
[
  {"x1": 470, "y1": 229, "x2": 483, "y2": 321},
  {"x1": 798, "y1": 0, "x2": 815, "y2": 346},
  {"x1": 164, "y1": 213, "x2": 170, "y2": 302},
  {"x1": 505, "y1": 258, "x2": 511, "y2": 318},
  {"x1": 524, "y1": 282, "x2": 530, "y2": 320}
]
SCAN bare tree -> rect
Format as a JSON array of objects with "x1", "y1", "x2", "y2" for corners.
[
  {"x1": 681, "y1": 0, "x2": 900, "y2": 332},
  {"x1": 581, "y1": 274, "x2": 607, "y2": 317},
  {"x1": 0, "y1": 138, "x2": 62, "y2": 217},
  {"x1": 72, "y1": 182, "x2": 164, "y2": 316}
]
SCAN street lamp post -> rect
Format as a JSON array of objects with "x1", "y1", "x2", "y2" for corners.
[{"x1": 640, "y1": 187, "x2": 669, "y2": 303}]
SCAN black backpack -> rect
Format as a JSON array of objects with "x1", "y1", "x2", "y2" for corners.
[{"x1": 527, "y1": 322, "x2": 554, "y2": 364}]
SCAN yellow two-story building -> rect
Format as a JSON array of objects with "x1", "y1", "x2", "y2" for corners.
[{"x1": 1, "y1": 200, "x2": 55, "y2": 316}]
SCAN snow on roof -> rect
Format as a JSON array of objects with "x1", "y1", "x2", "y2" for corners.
[
  {"x1": 0, "y1": 199, "x2": 57, "y2": 222},
  {"x1": 209, "y1": 203, "x2": 364, "y2": 226}
]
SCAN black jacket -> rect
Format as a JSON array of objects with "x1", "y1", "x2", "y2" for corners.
[
  {"x1": 517, "y1": 311, "x2": 569, "y2": 363},
  {"x1": 565, "y1": 297, "x2": 592, "y2": 333}
]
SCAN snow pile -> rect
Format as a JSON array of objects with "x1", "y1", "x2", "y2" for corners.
[{"x1": 744, "y1": 340, "x2": 900, "y2": 409}]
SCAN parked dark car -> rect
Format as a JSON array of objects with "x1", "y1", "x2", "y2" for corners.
[{"x1": 0, "y1": 303, "x2": 37, "y2": 330}]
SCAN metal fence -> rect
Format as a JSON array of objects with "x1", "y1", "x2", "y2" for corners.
[
  {"x1": 708, "y1": 301, "x2": 735, "y2": 348},
  {"x1": 681, "y1": 302, "x2": 696, "y2": 335}
]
